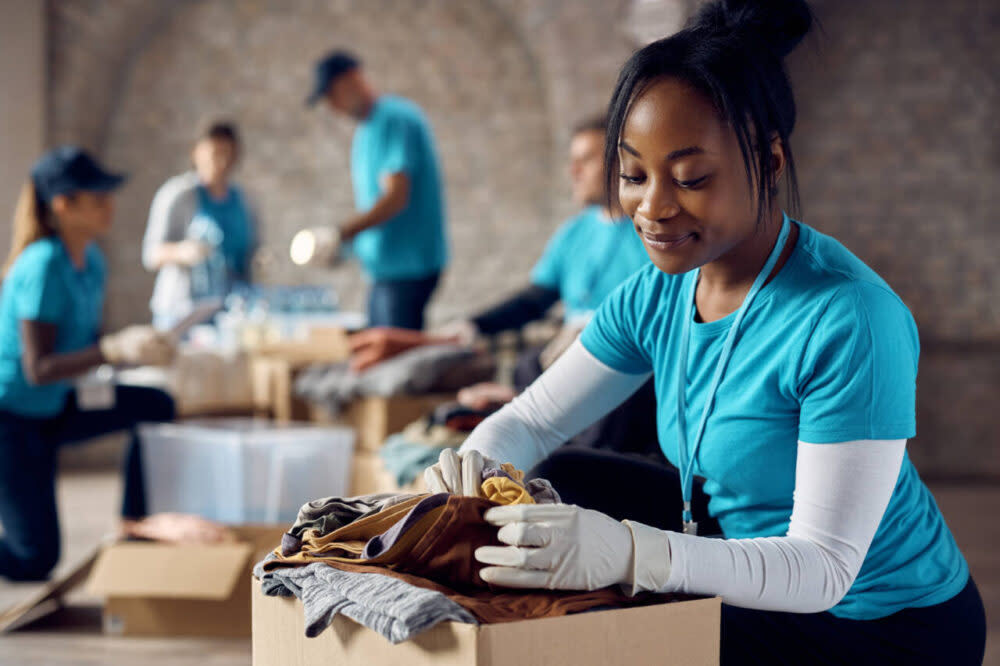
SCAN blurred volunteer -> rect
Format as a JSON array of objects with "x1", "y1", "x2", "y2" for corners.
[
  {"x1": 143, "y1": 121, "x2": 258, "y2": 329},
  {"x1": 295, "y1": 50, "x2": 448, "y2": 330},
  {"x1": 0, "y1": 147, "x2": 176, "y2": 581},
  {"x1": 348, "y1": 115, "x2": 656, "y2": 455},
  {"x1": 423, "y1": 1, "x2": 986, "y2": 663},
  {"x1": 350, "y1": 114, "x2": 650, "y2": 373}
]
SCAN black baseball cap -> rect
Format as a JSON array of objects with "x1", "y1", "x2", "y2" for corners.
[
  {"x1": 306, "y1": 50, "x2": 360, "y2": 107},
  {"x1": 30, "y1": 146, "x2": 126, "y2": 203}
]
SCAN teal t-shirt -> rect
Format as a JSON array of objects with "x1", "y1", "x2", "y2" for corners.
[
  {"x1": 350, "y1": 95, "x2": 448, "y2": 281},
  {"x1": 530, "y1": 206, "x2": 650, "y2": 322},
  {"x1": 193, "y1": 184, "x2": 254, "y2": 281},
  {"x1": 580, "y1": 219, "x2": 968, "y2": 620},
  {"x1": 0, "y1": 237, "x2": 106, "y2": 417}
]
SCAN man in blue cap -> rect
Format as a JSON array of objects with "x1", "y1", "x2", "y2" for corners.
[{"x1": 299, "y1": 50, "x2": 448, "y2": 330}]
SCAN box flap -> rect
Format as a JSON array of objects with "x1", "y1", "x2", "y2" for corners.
[
  {"x1": 0, "y1": 545, "x2": 101, "y2": 633},
  {"x1": 86, "y1": 541, "x2": 253, "y2": 600},
  {"x1": 229, "y1": 525, "x2": 285, "y2": 556}
]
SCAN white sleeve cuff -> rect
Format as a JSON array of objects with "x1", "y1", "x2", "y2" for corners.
[{"x1": 623, "y1": 520, "x2": 673, "y2": 596}]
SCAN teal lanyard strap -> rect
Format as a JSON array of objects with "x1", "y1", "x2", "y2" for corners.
[{"x1": 675, "y1": 215, "x2": 791, "y2": 535}]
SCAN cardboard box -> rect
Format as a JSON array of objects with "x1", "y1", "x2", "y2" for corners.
[
  {"x1": 350, "y1": 450, "x2": 427, "y2": 496},
  {"x1": 251, "y1": 579, "x2": 720, "y2": 665},
  {"x1": 313, "y1": 393, "x2": 456, "y2": 452},
  {"x1": 249, "y1": 331, "x2": 352, "y2": 421},
  {"x1": 86, "y1": 526, "x2": 283, "y2": 638}
]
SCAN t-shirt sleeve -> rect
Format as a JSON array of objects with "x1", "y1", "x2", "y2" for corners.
[
  {"x1": 529, "y1": 221, "x2": 572, "y2": 291},
  {"x1": 797, "y1": 283, "x2": 918, "y2": 443},
  {"x1": 15, "y1": 247, "x2": 68, "y2": 325},
  {"x1": 376, "y1": 114, "x2": 419, "y2": 179},
  {"x1": 579, "y1": 269, "x2": 653, "y2": 375}
]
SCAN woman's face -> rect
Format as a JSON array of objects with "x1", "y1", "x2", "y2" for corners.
[
  {"x1": 192, "y1": 137, "x2": 237, "y2": 186},
  {"x1": 53, "y1": 191, "x2": 115, "y2": 238},
  {"x1": 617, "y1": 77, "x2": 764, "y2": 275}
]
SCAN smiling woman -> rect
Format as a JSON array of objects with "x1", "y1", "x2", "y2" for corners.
[{"x1": 423, "y1": 0, "x2": 987, "y2": 664}]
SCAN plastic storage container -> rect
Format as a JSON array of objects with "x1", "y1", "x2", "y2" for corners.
[{"x1": 139, "y1": 419, "x2": 355, "y2": 524}]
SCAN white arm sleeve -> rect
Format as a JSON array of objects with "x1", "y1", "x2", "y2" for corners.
[
  {"x1": 628, "y1": 438, "x2": 906, "y2": 613},
  {"x1": 459, "y1": 338, "x2": 651, "y2": 472},
  {"x1": 142, "y1": 174, "x2": 198, "y2": 271}
]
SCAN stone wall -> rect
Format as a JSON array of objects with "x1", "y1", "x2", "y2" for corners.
[{"x1": 34, "y1": 0, "x2": 1000, "y2": 477}]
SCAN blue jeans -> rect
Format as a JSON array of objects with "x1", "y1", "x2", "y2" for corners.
[
  {"x1": 0, "y1": 385, "x2": 175, "y2": 581},
  {"x1": 367, "y1": 272, "x2": 441, "y2": 330}
]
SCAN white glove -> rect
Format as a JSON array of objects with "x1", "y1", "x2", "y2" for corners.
[
  {"x1": 474, "y1": 503, "x2": 636, "y2": 591},
  {"x1": 289, "y1": 226, "x2": 342, "y2": 266},
  {"x1": 430, "y1": 319, "x2": 479, "y2": 346},
  {"x1": 424, "y1": 448, "x2": 495, "y2": 497},
  {"x1": 99, "y1": 325, "x2": 176, "y2": 366},
  {"x1": 172, "y1": 239, "x2": 213, "y2": 267}
]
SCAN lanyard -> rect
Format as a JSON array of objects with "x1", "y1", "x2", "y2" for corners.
[{"x1": 675, "y1": 214, "x2": 791, "y2": 535}]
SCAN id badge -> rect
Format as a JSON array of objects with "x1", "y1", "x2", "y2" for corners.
[{"x1": 76, "y1": 365, "x2": 116, "y2": 411}]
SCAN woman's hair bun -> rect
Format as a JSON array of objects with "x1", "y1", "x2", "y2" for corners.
[{"x1": 691, "y1": 0, "x2": 813, "y2": 58}]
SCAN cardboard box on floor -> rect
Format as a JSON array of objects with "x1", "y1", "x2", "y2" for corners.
[
  {"x1": 85, "y1": 525, "x2": 284, "y2": 638},
  {"x1": 251, "y1": 580, "x2": 720, "y2": 666}
]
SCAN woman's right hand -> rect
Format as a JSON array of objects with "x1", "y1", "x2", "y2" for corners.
[
  {"x1": 424, "y1": 448, "x2": 496, "y2": 497},
  {"x1": 99, "y1": 325, "x2": 176, "y2": 366}
]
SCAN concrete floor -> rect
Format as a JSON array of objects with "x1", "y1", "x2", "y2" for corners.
[{"x1": 0, "y1": 471, "x2": 996, "y2": 665}]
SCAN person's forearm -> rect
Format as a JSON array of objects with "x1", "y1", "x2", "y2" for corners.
[
  {"x1": 147, "y1": 242, "x2": 191, "y2": 270},
  {"x1": 460, "y1": 339, "x2": 650, "y2": 470},
  {"x1": 20, "y1": 319, "x2": 106, "y2": 384},
  {"x1": 23, "y1": 346, "x2": 105, "y2": 385},
  {"x1": 340, "y1": 177, "x2": 410, "y2": 241},
  {"x1": 627, "y1": 439, "x2": 905, "y2": 613},
  {"x1": 471, "y1": 285, "x2": 561, "y2": 335}
]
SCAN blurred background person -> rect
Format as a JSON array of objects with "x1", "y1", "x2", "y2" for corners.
[
  {"x1": 349, "y1": 114, "x2": 658, "y2": 456},
  {"x1": 296, "y1": 50, "x2": 448, "y2": 331},
  {"x1": 0, "y1": 147, "x2": 176, "y2": 581},
  {"x1": 142, "y1": 122, "x2": 258, "y2": 330}
]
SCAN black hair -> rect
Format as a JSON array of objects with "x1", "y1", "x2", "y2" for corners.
[
  {"x1": 604, "y1": 0, "x2": 814, "y2": 224},
  {"x1": 198, "y1": 121, "x2": 241, "y2": 151}
]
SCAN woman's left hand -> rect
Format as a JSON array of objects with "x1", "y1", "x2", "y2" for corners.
[{"x1": 475, "y1": 503, "x2": 634, "y2": 591}]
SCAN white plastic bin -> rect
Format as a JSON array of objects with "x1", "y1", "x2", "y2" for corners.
[{"x1": 138, "y1": 419, "x2": 355, "y2": 524}]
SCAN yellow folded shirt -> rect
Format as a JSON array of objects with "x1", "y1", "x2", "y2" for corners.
[{"x1": 482, "y1": 476, "x2": 535, "y2": 505}]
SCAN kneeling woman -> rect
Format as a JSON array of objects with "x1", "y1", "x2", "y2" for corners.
[
  {"x1": 0, "y1": 147, "x2": 176, "y2": 581},
  {"x1": 425, "y1": 1, "x2": 986, "y2": 663}
]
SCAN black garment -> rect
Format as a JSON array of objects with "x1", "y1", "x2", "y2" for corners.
[
  {"x1": 527, "y1": 447, "x2": 987, "y2": 666},
  {"x1": 515, "y1": 345, "x2": 661, "y2": 457},
  {"x1": 367, "y1": 271, "x2": 441, "y2": 330},
  {"x1": 527, "y1": 446, "x2": 719, "y2": 534},
  {"x1": 721, "y1": 576, "x2": 986, "y2": 666},
  {"x1": 471, "y1": 284, "x2": 560, "y2": 335},
  {"x1": 0, "y1": 385, "x2": 175, "y2": 581}
]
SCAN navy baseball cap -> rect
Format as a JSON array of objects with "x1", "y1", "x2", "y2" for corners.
[
  {"x1": 30, "y1": 146, "x2": 126, "y2": 203},
  {"x1": 306, "y1": 50, "x2": 360, "y2": 107}
]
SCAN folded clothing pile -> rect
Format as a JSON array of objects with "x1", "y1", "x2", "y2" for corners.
[{"x1": 257, "y1": 468, "x2": 684, "y2": 644}]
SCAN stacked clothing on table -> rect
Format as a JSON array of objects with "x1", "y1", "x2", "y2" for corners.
[
  {"x1": 256, "y1": 465, "x2": 687, "y2": 644},
  {"x1": 295, "y1": 344, "x2": 495, "y2": 417}
]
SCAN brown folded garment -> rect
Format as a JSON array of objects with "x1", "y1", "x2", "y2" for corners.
[{"x1": 266, "y1": 495, "x2": 692, "y2": 622}]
